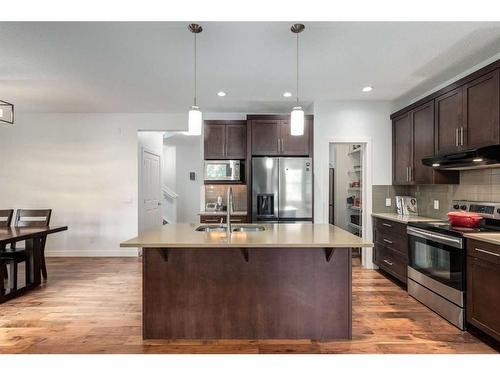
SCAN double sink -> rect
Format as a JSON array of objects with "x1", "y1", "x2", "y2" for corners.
[{"x1": 195, "y1": 225, "x2": 266, "y2": 233}]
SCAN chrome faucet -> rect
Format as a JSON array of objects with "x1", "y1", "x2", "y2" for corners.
[{"x1": 226, "y1": 186, "x2": 233, "y2": 236}]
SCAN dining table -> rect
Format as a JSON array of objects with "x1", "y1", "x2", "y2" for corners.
[{"x1": 0, "y1": 225, "x2": 68, "y2": 303}]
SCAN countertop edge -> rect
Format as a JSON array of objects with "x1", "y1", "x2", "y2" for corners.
[
  {"x1": 120, "y1": 243, "x2": 374, "y2": 249},
  {"x1": 463, "y1": 233, "x2": 500, "y2": 246},
  {"x1": 371, "y1": 213, "x2": 438, "y2": 223}
]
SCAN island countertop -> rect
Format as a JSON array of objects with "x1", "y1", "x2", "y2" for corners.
[{"x1": 121, "y1": 223, "x2": 373, "y2": 248}]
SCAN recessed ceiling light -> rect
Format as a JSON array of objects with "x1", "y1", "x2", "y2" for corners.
[
  {"x1": 217, "y1": 91, "x2": 226, "y2": 97},
  {"x1": 282, "y1": 92, "x2": 292, "y2": 97},
  {"x1": 362, "y1": 86, "x2": 373, "y2": 92}
]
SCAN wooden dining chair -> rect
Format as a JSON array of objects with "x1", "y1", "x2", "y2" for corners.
[
  {"x1": 2, "y1": 209, "x2": 52, "y2": 290},
  {"x1": 0, "y1": 209, "x2": 14, "y2": 295}
]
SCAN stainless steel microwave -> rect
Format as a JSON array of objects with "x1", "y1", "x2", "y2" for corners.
[{"x1": 204, "y1": 160, "x2": 241, "y2": 181}]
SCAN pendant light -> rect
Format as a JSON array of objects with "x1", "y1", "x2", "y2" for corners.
[
  {"x1": 290, "y1": 23, "x2": 305, "y2": 136},
  {"x1": 0, "y1": 100, "x2": 14, "y2": 124},
  {"x1": 187, "y1": 23, "x2": 203, "y2": 136}
]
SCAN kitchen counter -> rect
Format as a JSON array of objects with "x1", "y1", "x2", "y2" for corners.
[
  {"x1": 371, "y1": 212, "x2": 438, "y2": 224},
  {"x1": 463, "y1": 233, "x2": 500, "y2": 246},
  {"x1": 121, "y1": 223, "x2": 368, "y2": 340},
  {"x1": 198, "y1": 211, "x2": 247, "y2": 216},
  {"x1": 121, "y1": 223, "x2": 373, "y2": 248}
]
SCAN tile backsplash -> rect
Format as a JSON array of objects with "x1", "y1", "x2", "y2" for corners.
[
  {"x1": 373, "y1": 168, "x2": 500, "y2": 219},
  {"x1": 203, "y1": 184, "x2": 247, "y2": 212}
]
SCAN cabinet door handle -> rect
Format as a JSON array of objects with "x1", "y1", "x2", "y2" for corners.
[
  {"x1": 475, "y1": 248, "x2": 500, "y2": 257},
  {"x1": 460, "y1": 127, "x2": 464, "y2": 146},
  {"x1": 382, "y1": 223, "x2": 392, "y2": 228},
  {"x1": 406, "y1": 167, "x2": 409, "y2": 182},
  {"x1": 383, "y1": 259, "x2": 393, "y2": 266},
  {"x1": 409, "y1": 166, "x2": 412, "y2": 182},
  {"x1": 205, "y1": 219, "x2": 219, "y2": 223},
  {"x1": 277, "y1": 139, "x2": 280, "y2": 153},
  {"x1": 383, "y1": 238, "x2": 393, "y2": 244},
  {"x1": 230, "y1": 218, "x2": 242, "y2": 222}
]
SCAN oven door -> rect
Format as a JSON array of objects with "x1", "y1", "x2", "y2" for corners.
[{"x1": 407, "y1": 227, "x2": 465, "y2": 291}]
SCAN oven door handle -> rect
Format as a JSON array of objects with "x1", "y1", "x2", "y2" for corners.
[{"x1": 407, "y1": 227, "x2": 463, "y2": 249}]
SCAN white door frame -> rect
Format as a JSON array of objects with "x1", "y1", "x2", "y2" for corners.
[
  {"x1": 325, "y1": 137, "x2": 375, "y2": 269},
  {"x1": 138, "y1": 146, "x2": 162, "y2": 235}
]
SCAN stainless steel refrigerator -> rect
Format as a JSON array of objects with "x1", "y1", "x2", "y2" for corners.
[{"x1": 252, "y1": 157, "x2": 313, "y2": 223}]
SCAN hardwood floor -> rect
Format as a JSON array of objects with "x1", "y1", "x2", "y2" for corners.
[{"x1": 0, "y1": 257, "x2": 497, "y2": 354}]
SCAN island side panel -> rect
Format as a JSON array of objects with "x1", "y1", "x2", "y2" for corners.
[{"x1": 143, "y1": 247, "x2": 352, "y2": 340}]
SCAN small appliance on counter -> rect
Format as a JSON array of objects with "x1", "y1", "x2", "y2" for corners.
[
  {"x1": 396, "y1": 196, "x2": 418, "y2": 215},
  {"x1": 406, "y1": 200, "x2": 500, "y2": 330}
]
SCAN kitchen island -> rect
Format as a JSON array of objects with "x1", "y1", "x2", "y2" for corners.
[{"x1": 121, "y1": 223, "x2": 372, "y2": 340}]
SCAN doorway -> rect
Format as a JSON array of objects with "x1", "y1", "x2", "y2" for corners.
[{"x1": 328, "y1": 139, "x2": 374, "y2": 269}]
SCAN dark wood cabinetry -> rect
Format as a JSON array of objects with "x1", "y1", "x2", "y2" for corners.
[
  {"x1": 204, "y1": 121, "x2": 247, "y2": 160},
  {"x1": 392, "y1": 60, "x2": 500, "y2": 186},
  {"x1": 467, "y1": 239, "x2": 500, "y2": 342},
  {"x1": 392, "y1": 101, "x2": 458, "y2": 185},
  {"x1": 249, "y1": 115, "x2": 312, "y2": 157},
  {"x1": 463, "y1": 69, "x2": 500, "y2": 149},
  {"x1": 372, "y1": 217, "x2": 409, "y2": 284},
  {"x1": 200, "y1": 214, "x2": 248, "y2": 224}
]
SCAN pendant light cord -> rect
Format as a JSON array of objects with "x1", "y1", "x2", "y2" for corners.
[
  {"x1": 296, "y1": 33, "x2": 299, "y2": 106},
  {"x1": 194, "y1": 32, "x2": 197, "y2": 107}
]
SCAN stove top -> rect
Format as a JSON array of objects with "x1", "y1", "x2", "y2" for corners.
[{"x1": 408, "y1": 221, "x2": 499, "y2": 237}]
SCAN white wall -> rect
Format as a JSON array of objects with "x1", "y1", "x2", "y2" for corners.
[
  {"x1": 0, "y1": 113, "x2": 186, "y2": 256},
  {"x1": 163, "y1": 133, "x2": 203, "y2": 224},
  {"x1": 313, "y1": 101, "x2": 392, "y2": 224}
]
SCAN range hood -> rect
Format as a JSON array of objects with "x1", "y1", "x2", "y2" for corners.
[{"x1": 422, "y1": 145, "x2": 500, "y2": 170}]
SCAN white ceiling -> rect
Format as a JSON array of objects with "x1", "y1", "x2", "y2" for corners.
[{"x1": 1, "y1": 22, "x2": 500, "y2": 113}]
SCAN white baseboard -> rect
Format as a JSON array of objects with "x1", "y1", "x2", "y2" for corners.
[{"x1": 45, "y1": 249, "x2": 139, "y2": 257}]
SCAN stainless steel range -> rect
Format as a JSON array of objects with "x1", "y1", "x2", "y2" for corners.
[{"x1": 407, "y1": 201, "x2": 500, "y2": 330}]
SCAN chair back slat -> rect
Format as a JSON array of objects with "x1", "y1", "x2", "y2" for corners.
[
  {"x1": 15, "y1": 209, "x2": 52, "y2": 228},
  {"x1": 0, "y1": 209, "x2": 14, "y2": 228}
]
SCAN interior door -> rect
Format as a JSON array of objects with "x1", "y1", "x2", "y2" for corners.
[
  {"x1": 142, "y1": 150, "x2": 162, "y2": 232},
  {"x1": 392, "y1": 113, "x2": 412, "y2": 185}
]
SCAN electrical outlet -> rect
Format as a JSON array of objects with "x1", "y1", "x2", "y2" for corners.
[
  {"x1": 433, "y1": 200, "x2": 439, "y2": 210},
  {"x1": 385, "y1": 198, "x2": 391, "y2": 207}
]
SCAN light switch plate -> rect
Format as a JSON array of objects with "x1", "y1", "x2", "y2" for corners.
[
  {"x1": 433, "y1": 200, "x2": 439, "y2": 210},
  {"x1": 385, "y1": 198, "x2": 391, "y2": 207}
]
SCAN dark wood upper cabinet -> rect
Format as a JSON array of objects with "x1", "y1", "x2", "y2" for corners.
[
  {"x1": 463, "y1": 69, "x2": 500, "y2": 148},
  {"x1": 251, "y1": 119, "x2": 281, "y2": 156},
  {"x1": 250, "y1": 116, "x2": 312, "y2": 157},
  {"x1": 393, "y1": 101, "x2": 459, "y2": 186},
  {"x1": 204, "y1": 121, "x2": 247, "y2": 160},
  {"x1": 281, "y1": 119, "x2": 311, "y2": 156},
  {"x1": 392, "y1": 113, "x2": 412, "y2": 185},
  {"x1": 435, "y1": 87, "x2": 464, "y2": 154},
  {"x1": 225, "y1": 123, "x2": 247, "y2": 159},
  {"x1": 412, "y1": 101, "x2": 435, "y2": 184}
]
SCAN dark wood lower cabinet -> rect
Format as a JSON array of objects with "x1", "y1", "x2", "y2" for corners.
[
  {"x1": 373, "y1": 218, "x2": 409, "y2": 285},
  {"x1": 467, "y1": 239, "x2": 500, "y2": 342},
  {"x1": 142, "y1": 247, "x2": 352, "y2": 339}
]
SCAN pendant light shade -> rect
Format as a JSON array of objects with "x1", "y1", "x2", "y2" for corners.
[
  {"x1": 0, "y1": 100, "x2": 14, "y2": 124},
  {"x1": 188, "y1": 105, "x2": 202, "y2": 135},
  {"x1": 291, "y1": 106, "x2": 305, "y2": 136},
  {"x1": 290, "y1": 24, "x2": 305, "y2": 136},
  {"x1": 186, "y1": 23, "x2": 203, "y2": 136}
]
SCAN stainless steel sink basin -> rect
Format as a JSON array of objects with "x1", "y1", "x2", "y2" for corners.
[
  {"x1": 195, "y1": 225, "x2": 227, "y2": 233},
  {"x1": 195, "y1": 225, "x2": 266, "y2": 233},
  {"x1": 232, "y1": 225, "x2": 266, "y2": 232}
]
